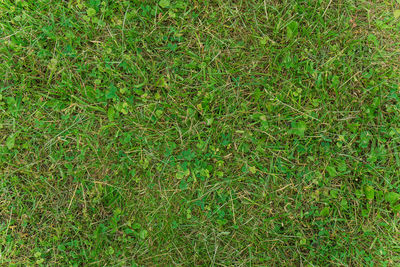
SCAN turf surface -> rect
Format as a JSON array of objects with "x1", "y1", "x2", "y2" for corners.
[{"x1": 1, "y1": 0, "x2": 400, "y2": 265}]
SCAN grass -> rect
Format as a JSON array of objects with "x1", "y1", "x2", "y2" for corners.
[{"x1": 1, "y1": 0, "x2": 400, "y2": 265}]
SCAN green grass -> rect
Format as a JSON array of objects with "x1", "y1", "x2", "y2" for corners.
[{"x1": 1, "y1": 0, "x2": 400, "y2": 265}]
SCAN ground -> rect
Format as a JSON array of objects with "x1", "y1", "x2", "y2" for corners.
[{"x1": 1, "y1": 0, "x2": 400, "y2": 266}]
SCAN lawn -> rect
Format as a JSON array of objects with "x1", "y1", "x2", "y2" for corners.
[{"x1": 1, "y1": 0, "x2": 400, "y2": 265}]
